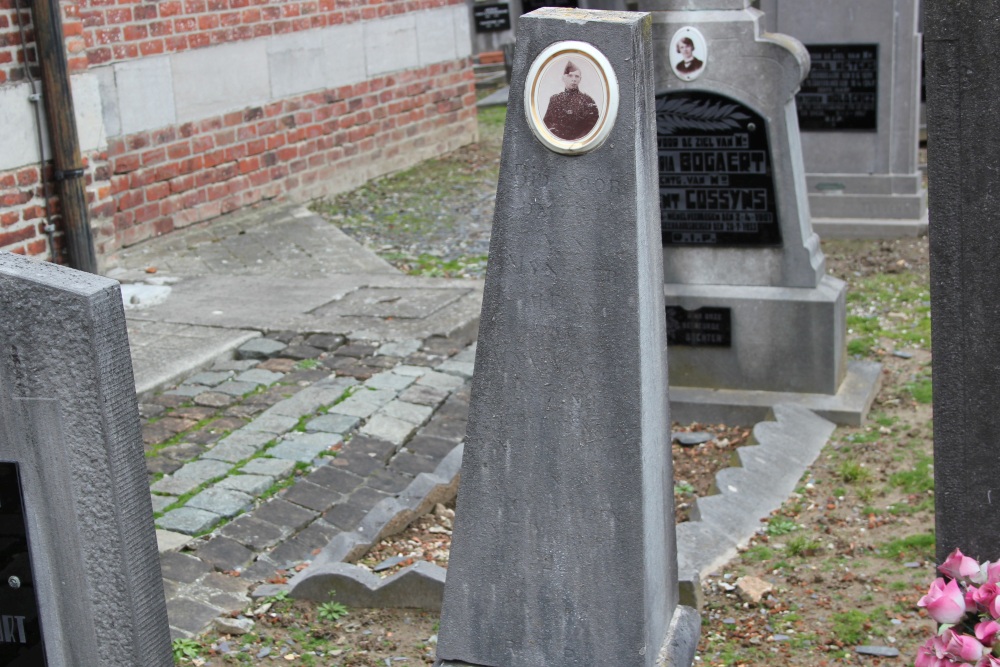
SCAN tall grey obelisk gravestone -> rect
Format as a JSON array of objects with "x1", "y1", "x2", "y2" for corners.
[
  {"x1": 435, "y1": 8, "x2": 699, "y2": 667},
  {"x1": 0, "y1": 253, "x2": 173, "y2": 666},
  {"x1": 924, "y1": 1, "x2": 1000, "y2": 563},
  {"x1": 758, "y1": 0, "x2": 926, "y2": 238},
  {"x1": 636, "y1": 0, "x2": 881, "y2": 426}
]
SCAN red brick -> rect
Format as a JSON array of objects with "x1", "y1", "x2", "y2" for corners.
[
  {"x1": 158, "y1": 1, "x2": 182, "y2": 15},
  {"x1": 0, "y1": 191, "x2": 31, "y2": 207},
  {"x1": 0, "y1": 225, "x2": 34, "y2": 247},
  {"x1": 1, "y1": 211, "x2": 20, "y2": 227},
  {"x1": 15, "y1": 167, "x2": 38, "y2": 186},
  {"x1": 141, "y1": 147, "x2": 166, "y2": 166},
  {"x1": 237, "y1": 156, "x2": 259, "y2": 174},
  {"x1": 139, "y1": 39, "x2": 165, "y2": 55},
  {"x1": 145, "y1": 181, "x2": 169, "y2": 201}
]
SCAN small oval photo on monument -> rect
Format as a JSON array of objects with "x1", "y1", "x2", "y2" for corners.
[
  {"x1": 669, "y1": 26, "x2": 708, "y2": 82},
  {"x1": 525, "y1": 41, "x2": 619, "y2": 155}
]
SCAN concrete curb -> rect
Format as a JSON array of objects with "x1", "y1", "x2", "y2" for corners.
[{"x1": 277, "y1": 403, "x2": 835, "y2": 613}]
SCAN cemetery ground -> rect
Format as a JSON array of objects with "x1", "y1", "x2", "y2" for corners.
[{"x1": 167, "y1": 105, "x2": 935, "y2": 665}]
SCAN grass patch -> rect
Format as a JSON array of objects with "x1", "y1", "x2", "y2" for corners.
[
  {"x1": 766, "y1": 516, "x2": 798, "y2": 536},
  {"x1": 837, "y1": 459, "x2": 871, "y2": 484},
  {"x1": 907, "y1": 377, "x2": 933, "y2": 404},
  {"x1": 878, "y1": 532, "x2": 935, "y2": 561},
  {"x1": 889, "y1": 454, "x2": 934, "y2": 494}
]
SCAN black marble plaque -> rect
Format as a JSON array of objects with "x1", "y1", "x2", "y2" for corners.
[
  {"x1": 656, "y1": 91, "x2": 781, "y2": 246},
  {"x1": 797, "y1": 44, "x2": 879, "y2": 131},
  {"x1": 0, "y1": 462, "x2": 47, "y2": 665},
  {"x1": 666, "y1": 306, "x2": 732, "y2": 347},
  {"x1": 473, "y1": 3, "x2": 510, "y2": 33}
]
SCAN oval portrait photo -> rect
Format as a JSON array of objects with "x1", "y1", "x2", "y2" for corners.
[
  {"x1": 669, "y1": 26, "x2": 708, "y2": 82},
  {"x1": 525, "y1": 41, "x2": 619, "y2": 154}
]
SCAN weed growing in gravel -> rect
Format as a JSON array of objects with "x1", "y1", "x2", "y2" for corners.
[
  {"x1": 878, "y1": 532, "x2": 935, "y2": 561},
  {"x1": 172, "y1": 637, "x2": 202, "y2": 662},
  {"x1": 907, "y1": 375, "x2": 933, "y2": 403},
  {"x1": 837, "y1": 459, "x2": 871, "y2": 483},
  {"x1": 889, "y1": 454, "x2": 934, "y2": 493},
  {"x1": 786, "y1": 535, "x2": 821, "y2": 557},
  {"x1": 317, "y1": 593, "x2": 349, "y2": 622},
  {"x1": 766, "y1": 515, "x2": 798, "y2": 536}
]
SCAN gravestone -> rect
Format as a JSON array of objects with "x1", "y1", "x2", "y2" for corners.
[
  {"x1": 758, "y1": 0, "x2": 926, "y2": 238},
  {"x1": 924, "y1": 2, "x2": 1000, "y2": 563},
  {"x1": 435, "y1": 9, "x2": 699, "y2": 667},
  {"x1": 637, "y1": 0, "x2": 881, "y2": 426},
  {"x1": 0, "y1": 253, "x2": 173, "y2": 666}
]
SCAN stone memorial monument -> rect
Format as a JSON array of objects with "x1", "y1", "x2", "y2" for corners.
[
  {"x1": 758, "y1": 0, "x2": 926, "y2": 238},
  {"x1": 924, "y1": 1, "x2": 1000, "y2": 563},
  {"x1": 637, "y1": 0, "x2": 880, "y2": 426},
  {"x1": 0, "y1": 253, "x2": 173, "y2": 665},
  {"x1": 435, "y1": 9, "x2": 699, "y2": 666}
]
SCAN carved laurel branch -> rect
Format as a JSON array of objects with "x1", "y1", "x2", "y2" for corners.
[{"x1": 656, "y1": 97, "x2": 751, "y2": 135}]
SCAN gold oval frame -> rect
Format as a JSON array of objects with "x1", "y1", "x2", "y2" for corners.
[{"x1": 524, "y1": 41, "x2": 619, "y2": 155}]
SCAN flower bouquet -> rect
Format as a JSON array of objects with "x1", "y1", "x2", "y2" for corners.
[{"x1": 917, "y1": 548, "x2": 1000, "y2": 666}]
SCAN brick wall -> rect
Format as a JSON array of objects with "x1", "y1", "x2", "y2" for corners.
[{"x1": 0, "y1": 0, "x2": 477, "y2": 267}]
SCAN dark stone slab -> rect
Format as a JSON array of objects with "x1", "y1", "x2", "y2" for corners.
[
  {"x1": 328, "y1": 449, "x2": 385, "y2": 477},
  {"x1": 307, "y1": 333, "x2": 347, "y2": 351},
  {"x1": 160, "y1": 550, "x2": 213, "y2": 584},
  {"x1": 343, "y1": 434, "x2": 397, "y2": 462},
  {"x1": 219, "y1": 514, "x2": 289, "y2": 551},
  {"x1": 194, "y1": 536, "x2": 255, "y2": 572},
  {"x1": 166, "y1": 596, "x2": 222, "y2": 635},
  {"x1": 925, "y1": 0, "x2": 1000, "y2": 563},
  {"x1": 193, "y1": 392, "x2": 235, "y2": 408},
  {"x1": 147, "y1": 457, "x2": 184, "y2": 476},
  {"x1": 324, "y1": 487, "x2": 391, "y2": 531},
  {"x1": 399, "y1": 384, "x2": 450, "y2": 407},
  {"x1": 364, "y1": 469, "x2": 414, "y2": 494},
  {"x1": 334, "y1": 343, "x2": 378, "y2": 358},
  {"x1": 390, "y1": 450, "x2": 441, "y2": 476},
  {"x1": 306, "y1": 465, "x2": 365, "y2": 494},
  {"x1": 253, "y1": 498, "x2": 318, "y2": 532},
  {"x1": 267, "y1": 520, "x2": 340, "y2": 568},
  {"x1": 420, "y1": 415, "x2": 468, "y2": 441},
  {"x1": 406, "y1": 434, "x2": 461, "y2": 460},
  {"x1": 280, "y1": 480, "x2": 343, "y2": 512},
  {"x1": 282, "y1": 343, "x2": 324, "y2": 360}
]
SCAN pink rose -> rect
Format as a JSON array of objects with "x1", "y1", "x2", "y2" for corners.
[
  {"x1": 942, "y1": 629, "x2": 985, "y2": 662},
  {"x1": 978, "y1": 654, "x2": 1000, "y2": 667},
  {"x1": 915, "y1": 636, "x2": 946, "y2": 667},
  {"x1": 921, "y1": 578, "x2": 972, "y2": 624},
  {"x1": 941, "y1": 548, "x2": 983, "y2": 581},
  {"x1": 976, "y1": 620, "x2": 1000, "y2": 646},
  {"x1": 985, "y1": 561, "x2": 1000, "y2": 586},
  {"x1": 974, "y1": 584, "x2": 1000, "y2": 612},
  {"x1": 969, "y1": 585, "x2": 983, "y2": 613}
]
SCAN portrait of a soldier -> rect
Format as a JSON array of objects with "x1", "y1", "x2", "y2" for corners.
[{"x1": 543, "y1": 60, "x2": 600, "y2": 141}]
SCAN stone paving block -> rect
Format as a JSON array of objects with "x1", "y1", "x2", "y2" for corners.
[
  {"x1": 150, "y1": 494, "x2": 176, "y2": 513},
  {"x1": 379, "y1": 400, "x2": 434, "y2": 426},
  {"x1": 416, "y1": 370, "x2": 465, "y2": 391},
  {"x1": 237, "y1": 338, "x2": 287, "y2": 359},
  {"x1": 324, "y1": 487, "x2": 390, "y2": 531},
  {"x1": 186, "y1": 487, "x2": 254, "y2": 518},
  {"x1": 453, "y1": 343, "x2": 477, "y2": 363},
  {"x1": 240, "y1": 457, "x2": 296, "y2": 478},
  {"x1": 377, "y1": 339, "x2": 422, "y2": 357},
  {"x1": 183, "y1": 371, "x2": 234, "y2": 386},
  {"x1": 336, "y1": 342, "x2": 378, "y2": 358},
  {"x1": 151, "y1": 459, "x2": 233, "y2": 495},
  {"x1": 147, "y1": 457, "x2": 184, "y2": 476},
  {"x1": 281, "y1": 480, "x2": 343, "y2": 512},
  {"x1": 241, "y1": 555, "x2": 282, "y2": 583},
  {"x1": 282, "y1": 343, "x2": 323, "y2": 360},
  {"x1": 219, "y1": 514, "x2": 288, "y2": 551},
  {"x1": 212, "y1": 359, "x2": 260, "y2": 372},
  {"x1": 360, "y1": 413, "x2": 417, "y2": 445},
  {"x1": 202, "y1": 438, "x2": 258, "y2": 463},
  {"x1": 364, "y1": 468, "x2": 414, "y2": 494},
  {"x1": 269, "y1": 433, "x2": 340, "y2": 462},
  {"x1": 258, "y1": 358, "x2": 297, "y2": 372},
  {"x1": 393, "y1": 364, "x2": 430, "y2": 377},
  {"x1": 365, "y1": 371, "x2": 416, "y2": 391},
  {"x1": 194, "y1": 392, "x2": 235, "y2": 408},
  {"x1": 167, "y1": 596, "x2": 222, "y2": 635},
  {"x1": 235, "y1": 368, "x2": 285, "y2": 386},
  {"x1": 165, "y1": 385, "x2": 208, "y2": 398},
  {"x1": 389, "y1": 450, "x2": 440, "y2": 476},
  {"x1": 420, "y1": 415, "x2": 468, "y2": 441},
  {"x1": 218, "y1": 429, "x2": 275, "y2": 450},
  {"x1": 305, "y1": 413, "x2": 358, "y2": 434},
  {"x1": 156, "y1": 529, "x2": 192, "y2": 553},
  {"x1": 328, "y1": 388, "x2": 397, "y2": 418},
  {"x1": 160, "y1": 550, "x2": 214, "y2": 584},
  {"x1": 242, "y1": 413, "x2": 300, "y2": 434},
  {"x1": 328, "y1": 450, "x2": 384, "y2": 477},
  {"x1": 343, "y1": 434, "x2": 397, "y2": 461},
  {"x1": 307, "y1": 333, "x2": 346, "y2": 351},
  {"x1": 195, "y1": 536, "x2": 255, "y2": 572},
  {"x1": 253, "y1": 498, "x2": 318, "y2": 532},
  {"x1": 265, "y1": 383, "x2": 354, "y2": 418},
  {"x1": 435, "y1": 360, "x2": 475, "y2": 379},
  {"x1": 213, "y1": 380, "x2": 260, "y2": 397},
  {"x1": 406, "y1": 434, "x2": 462, "y2": 460},
  {"x1": 267, "y1": 520, "x2": 340, "y2": 568},
  {"x1": 306, "y1": 465, "x2": 365, "y2": 494},
  {"x1": 398, "y1": 384, "x2": 450, "y2": 406},
  {"x1": 157, "y1": 507, "x2": 221, "y2": 536},
  {"x1": 217, "y1": 473, "x2": 275, "y2": 496}
]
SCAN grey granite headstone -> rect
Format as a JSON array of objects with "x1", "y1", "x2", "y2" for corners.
[
  {"x1": 435, "y1": 9, "x2": 699, "y2": 667},
  {"x1": 924, "y1": 1, "x2": 1000, "y2": 563},
  {"x1": 637, "y1": 0, "x2": 881, "y2": 426},
  {"x1": 758, "y1": 0, "x2": 926, "y2": 238},
  {"x1": 0, "y1": 253, "x2": 172, "y2": 666}
]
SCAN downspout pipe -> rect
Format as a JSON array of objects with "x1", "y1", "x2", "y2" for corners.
[{"x1": 31, "y1": 0, "x2": 98, "y2": 273}]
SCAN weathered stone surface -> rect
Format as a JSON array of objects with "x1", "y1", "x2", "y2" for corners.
[
  {"x1": 253, "y1": 498, "x2": 318, "y2": 532},
  {"x1": 235, "y1": 368, "x2": 285, "y2": 386},
  {"x1": 360, "y1": 414, "x2": 417, "y2": 445},
  {"x1": 436, "y1": 11, "x2": 692, "y2": 667},
  {"x1": 379, "y1": 400, "x2": 434, "y2": 426},
  {"x1": 217, "y1": 473, "x2": 275, "y2": 496},
  {"x1": 735, "y1": 576, "x2": 773, "y2": 604},
  {"x1": 156, "y1": 507, "x2": 223, "y2": 535},
  {"x1": 214, "y1": 616, "x2": 255, "y2": 635},
  {"x1": 269, "y1": 432, "x2": 340, "y2": 462},
  {"x1": 219, "y1": 514, "x2": 288, "y2": 551},
  {"x1": 281, "y1": 480, "x2": 343, "y2": 512},
  {"x1": 365, "y1": 371, "x2": 416, "y2": 391},
  {"x1": 160, "y1": 550, "x2": 214, "y2": 584},
  {"x1": 196, "y1": 536, "x2": 255, "y2": 572},
  {"x1": 305, "y1": 413, "x2": 360, "y2": 434},
  {"x1": 237, "y1": 338, "x2": 287, "y2": 359},
  {"x1": 186, "y1": 487, "x2": 254, "y2": 518},
  {"x1": 240, "y1": 457, "x2": 297, "y2": 478}
]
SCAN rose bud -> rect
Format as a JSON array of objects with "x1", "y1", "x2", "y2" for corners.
[
  {"x1": 941, "y1": 548, "x2": 983, "y2": 581},
  {"x1": 920, "y1": 578, "x2": 971, "y2": 625}
]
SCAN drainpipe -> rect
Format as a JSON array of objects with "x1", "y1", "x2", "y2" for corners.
[{"x1": 31, "y1": 0, "x2": 97, "y2": 273}]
